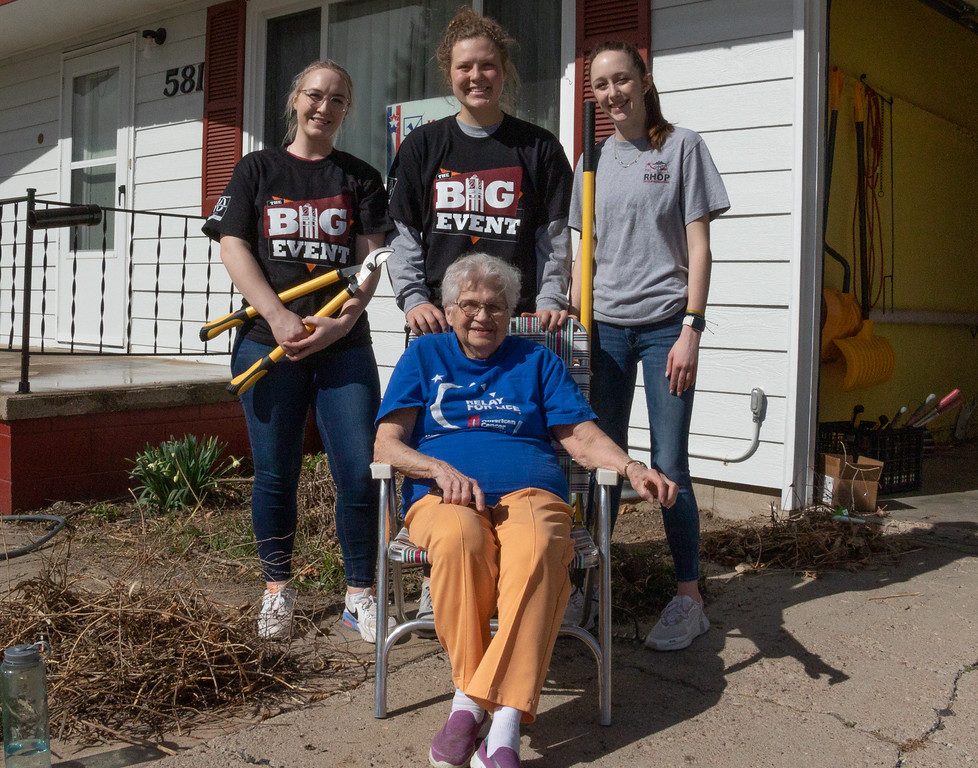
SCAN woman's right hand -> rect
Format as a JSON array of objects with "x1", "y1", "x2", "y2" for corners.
[
  {"x1": 267, "y1": 307, "x2": 311, "y2": 348},
  {"x1": 406, "y1": 303, "x2": 449, "y2": 335},
  {"x1": 431, "y1": 461, "x2": 486, "y2": 511}
]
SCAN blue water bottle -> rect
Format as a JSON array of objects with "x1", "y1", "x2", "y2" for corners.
[{"x1": 1, "y1": 642, "x2": 51, "y2": 768}]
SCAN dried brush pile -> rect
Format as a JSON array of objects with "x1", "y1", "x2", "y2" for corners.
[
  {"x1": 701, "y1": 504, "x2": 910, "y2": 574},
  {"x1": 0, "y1": 552, "x2": 300, "y2": 743},
  {"x1": 0, "y1": 457, "x2": 368, "y2": 747}
]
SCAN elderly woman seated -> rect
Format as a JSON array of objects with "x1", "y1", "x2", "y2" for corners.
[{"x1": 374, "y1": 253, "x2": 678, "y2": 768}]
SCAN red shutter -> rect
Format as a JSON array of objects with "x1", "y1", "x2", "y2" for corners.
[
  {"x1": 201, "y1": 0, "x2": 246, "y2": 217},
  {"x1": 574, "y1": 0, "x2": 651, "y2": 160}
]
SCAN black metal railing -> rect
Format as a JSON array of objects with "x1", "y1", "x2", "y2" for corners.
[{"x1": 0, "y1": 189, "x2": 236, "y2": 393}]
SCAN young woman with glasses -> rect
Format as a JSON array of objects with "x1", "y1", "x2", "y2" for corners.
[{"x1": 203, "y1": 60, "x2": 393, "y2": 643}]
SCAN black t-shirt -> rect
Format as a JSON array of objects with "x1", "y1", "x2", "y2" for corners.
[
  {"x1": 386, "y1": 114, "x2": 572, "y2": 312},
  {"x1": 203, "y1": 147, "x2": 391, "y2": 348}
]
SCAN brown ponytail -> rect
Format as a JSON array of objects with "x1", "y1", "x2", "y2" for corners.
[{"x1": 587, "y1": 41, "x2": 674, "y2": 151}]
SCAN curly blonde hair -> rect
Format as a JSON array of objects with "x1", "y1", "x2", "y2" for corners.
[{"x1": 435, "y1": 7, "x2": 519, "y2": 111}]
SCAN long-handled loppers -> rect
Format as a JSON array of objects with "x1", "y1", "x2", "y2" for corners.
[{"x1": 225, "y1": 246, "x2": 392, "y2": 396}]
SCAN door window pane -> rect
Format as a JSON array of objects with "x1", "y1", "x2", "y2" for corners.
[
  {"x1": 327, "y1": 0, "x2": 457, "y2": 174},
  {"x1": 71, "y1": 68, "x2": 119, "y2": 162},
  {"x1": 70, "y1": 167, "x2": 114, "y2": 251},
  {"x1": 265, "y1": 8, "x2": 322, "y2": 148},
  {"x1": 484, "y1": 0, "x2": 561, "y2": 135}
]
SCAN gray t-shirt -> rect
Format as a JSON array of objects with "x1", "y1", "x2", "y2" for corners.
[{"x1": 569, "y1": 126, "x2": 729, "y2": 325}]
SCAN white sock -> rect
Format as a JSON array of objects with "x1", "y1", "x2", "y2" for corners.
[
  {"x1": 486, "y1": 706, "x2": 521, "y2": 755},
  {"x1": 451, "y1": 689, "x2": 484, "y2": 720}
]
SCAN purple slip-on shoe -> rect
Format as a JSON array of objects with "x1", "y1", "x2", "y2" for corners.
[
  {"x1": 429, "y1": 710, "x2": 490, "y2": 768},
  {"x1": 470, "y1": 740, "x2": 521, "y2": 768}
]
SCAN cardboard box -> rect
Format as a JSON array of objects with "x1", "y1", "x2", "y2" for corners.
[{"x1": 820, "y1": 453, "x2": 884, "y2": 513}]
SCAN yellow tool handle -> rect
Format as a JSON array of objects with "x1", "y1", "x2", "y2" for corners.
[
  {"x1": 199, "y1": 307, "x2": 257, "y2": 341},
  {"x1": 828, "y1": 66, "x2": 844, "y2": 113},
  {"x1": 580, "y1": 174, "x2": 595, "y2": 336},
  {"x1": 200, "y1": 269, "x2": 345, "y2": 341},
  {"x1": 226, "y1": 287, "x2": 355, "y2": 396},
  {"x1": 579, "y1": 100, "x2": 596, "y2": 337}
]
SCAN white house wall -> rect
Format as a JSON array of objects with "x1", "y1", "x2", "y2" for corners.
[
  {"x1": 0, "y1": 1, "x2": 231, "y2": 355},
  {"x1": 636, "y1": 0, "x2": 799, "y2": 492}
]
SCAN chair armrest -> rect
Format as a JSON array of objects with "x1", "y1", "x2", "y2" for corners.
[
  {"x1": 595, "y1": 468, "x2": 618, "y2": 486},
  {"x1": 371, "y1": 462, "x2": 393, "y2": 480}
]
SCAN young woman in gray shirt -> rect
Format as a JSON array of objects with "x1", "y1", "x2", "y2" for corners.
[{"x1": 570, "y1": 41, "x2": 729, "y2": 652}]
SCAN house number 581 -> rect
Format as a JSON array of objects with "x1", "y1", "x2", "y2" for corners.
[{"x1": 163, "y1": 63, "x2": 205, "y2": 97}]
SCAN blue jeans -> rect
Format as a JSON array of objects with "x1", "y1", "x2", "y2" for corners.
[
  {"x1": 232, "y1": 337, "x2": 380, "y2": 587},
  {"x1": 589, "y1": 316, "x2": 700, "y2": 582}
]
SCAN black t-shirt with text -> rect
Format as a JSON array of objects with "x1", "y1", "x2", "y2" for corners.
[
  {"x1": 387, "y1": 114, "x2": 571, "y2": 312},
  {"x1": 203, "y1": 147, "x2": 391, "y2": 348}
]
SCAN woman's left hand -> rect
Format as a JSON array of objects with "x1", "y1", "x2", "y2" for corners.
[
  {"x1": 281, "y1": 315, "x2": 350, "y2": 360},
  {"x1": 626, "y1": 463, "x2": 679, "y2": 509},
  {"x1": 522, "y1": 308, "x2": 569, "y2": 331},
  {"x1": 666, "y1": 327, "x2": 701, "y2": 396}
]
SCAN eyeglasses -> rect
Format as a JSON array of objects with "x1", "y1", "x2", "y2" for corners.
[
  {"x1": 454, "y1": 299, "x2": 508, "y2": 318},
  {"x1": 300, "y1": 90, "x2": 349, "y2": 111}
]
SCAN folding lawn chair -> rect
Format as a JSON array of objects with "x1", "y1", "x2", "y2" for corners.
[{"x1": 370, "y1": 316, "x2": 616, "y2": 726}]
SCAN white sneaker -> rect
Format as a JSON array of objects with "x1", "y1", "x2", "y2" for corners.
[
  {"x1": 644, "y1": 595, "x2": 709, "y2": 651},
  {"x1": 258, "y1": 586, "x2": 296, "y2": 640},
  {"x1": 562, "y1": 585, "x2": 597, "y2": 630},
  {"x1": 342, "y1": 589, "x2": 395, "y2": 644}
]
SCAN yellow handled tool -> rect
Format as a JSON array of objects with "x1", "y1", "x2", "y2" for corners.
[
  {"x1": 200, "y1": 261, "x2": 365, "y2": 341},
  {"x1": 226, "y1": 246, "x2": 393, "y2": 396},
  {"x1": 580, "y1": 101, "x2": 596, "y2": 336}
]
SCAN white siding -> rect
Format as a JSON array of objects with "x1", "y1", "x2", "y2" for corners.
[
  {"x1": 0, "y1": 4, "x2": 214, "y2": 353},
  {"x1": 638, "y1": 0, "x2": 798, "y2": 491}
]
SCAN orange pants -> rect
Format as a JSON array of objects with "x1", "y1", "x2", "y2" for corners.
[{"x1": 405, "y1": 488, "x2": 574, "y2": 722}]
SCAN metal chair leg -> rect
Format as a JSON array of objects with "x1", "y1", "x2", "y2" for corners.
[
  {"x1": 595, "y1": 467, "x2": 616, "y2": 726},
  {"x1": 371, "y1": 463, "x2": 393, "y2": 719}
]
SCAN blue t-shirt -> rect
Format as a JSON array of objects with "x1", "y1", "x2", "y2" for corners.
[{"x1": 377, "y1": 332, "x2": 596, "y2": 510}]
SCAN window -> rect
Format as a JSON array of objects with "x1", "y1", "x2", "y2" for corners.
[
  {"x1": 485, "y1": 0, "x2": 562, "y2": 135},
  {"x1": 327, "y1": 0, "x2": 456, "y2": 174},
  {"x1": 68, "y1": 67, "x2": 120, "y2": 251},
  {"x1": 264, "y1": 8, "x2": 323, "y2": 148},
  {"x1": 253, "y1": 1, "x2": 565, "y2": 175}
]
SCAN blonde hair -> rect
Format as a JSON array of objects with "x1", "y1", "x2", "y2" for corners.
[
  {"x1": 282, "y1": 60, "x2": 354, "y2": 145},
  {"x1": 588, "y1": 41, "x2": 674, "y2": 151},
  {"x1": 442, "y1": 253, "x2": 521, "y2": 312},
  {"x1": 435, "y1": 7, "x2": 519, "y2": 112}
]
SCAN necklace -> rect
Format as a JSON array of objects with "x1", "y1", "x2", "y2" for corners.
[{"x1": 613, "y1": 139, "x2": 643, "y2": 168}]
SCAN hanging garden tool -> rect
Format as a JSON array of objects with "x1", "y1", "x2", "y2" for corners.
[
  {"x1": 225, "y1": 246, "x2": 392, "y2": 396},
  {"x1": 199, "y1": 260, "x2": 376, "y2": 342},
  {"x1": 821, "y1": 66, "x2": 861, "y2": 362},
  {"x1": 832, "y1": 80, "x2": 895, "y2": 391}
]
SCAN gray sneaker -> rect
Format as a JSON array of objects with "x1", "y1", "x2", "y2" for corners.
[
  {"x1": 258, "y1": 586, "x2": 296, "y2": 640},
  {"x1": 416, "y1": 580, "x2": 436, "y2": 638},
  {"x1": 644, "y1": 595, "x2": 709, "y2": 651},
  {"x1": 561, "y1": 585, "x2": 597, "y2": 630}
]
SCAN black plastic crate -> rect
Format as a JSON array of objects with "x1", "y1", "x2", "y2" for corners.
[{"x1": 816, "y1": 421, "x2": 924, "y2": 494}]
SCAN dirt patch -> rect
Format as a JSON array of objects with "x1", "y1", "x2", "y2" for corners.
[{"x1": 0, "y1": 473, "x2": 915, "y2": 758}]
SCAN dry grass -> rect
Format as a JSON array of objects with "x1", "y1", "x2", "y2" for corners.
[
  {"x1": 0, "y1": 459, "x2": 372, "y2": 748},
  {"x1": 701, "y1": 503, "x2": 911, "y2": 575}
]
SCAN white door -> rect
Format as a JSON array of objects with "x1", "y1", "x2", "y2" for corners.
[{"x1": 58, "y1": 42, "x2": 133, "y2": 348}]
